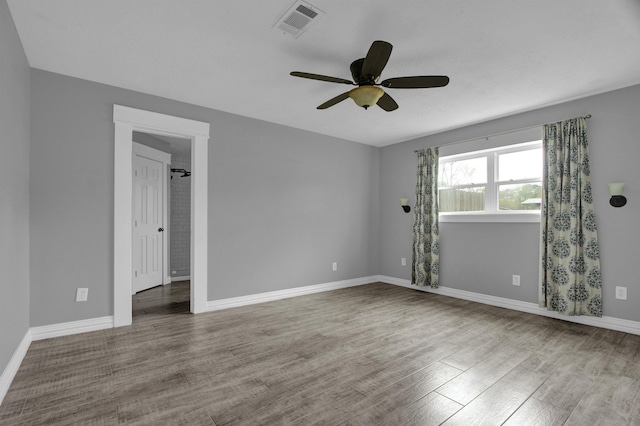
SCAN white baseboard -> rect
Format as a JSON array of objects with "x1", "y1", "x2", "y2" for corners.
[
  {"x1": 207, "y1": 276, "x2": 376, "y2": 312},
  {"x1": 171, "y1": 276, "x2": 190, "y2": 282},
  {"x1": 0, "y1": 330, "x2": 31, "y2": 406},
  {"x1": 376, "y1": 275, "x2": 640, "y2": 336},
  {"x1": 30, "y1": 316, "x2": 114, "y2": 341}
]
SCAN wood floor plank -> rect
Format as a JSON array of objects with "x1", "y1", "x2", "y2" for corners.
[
  {"x1": 348, "y1": 344, "x2": 462, "y2": 396},
  {"x1": 335, "y1": 362, "x2": 463, "y2": 425},
  {"x1": 399, "y1": 392, "x2": 463, "y2": 426},
  {"x1": 209, "y1": 356, "x2": 375, "y2": 424},
  {"x1": 503, "y1": 397, "x2": 572, "y2": 426},
  {"x1": 440, "y1": 366, "x2": 546, "y2": 425},
  {"x1": 345, "y1": 390, "x2": 463, "y2": 426},
  {"x1": 563, "y1": 373, "x2": 640, "y2": 426},
  {"x1": 2, "y1": 281, "x2": 640, "y2": 425},
  {"x1": 602, "y1": 333, "x2": 640, "y2": 380},
  {"x1": 435, "y1": 343, "x2": 531, "y2": 405},
  {"x1": 530, "y1": 340, "x2": 618, "y2": 414}
]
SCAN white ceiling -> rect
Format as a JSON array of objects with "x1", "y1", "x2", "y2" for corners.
[{"x1": 8, "y1": 0, "x2": 640, "y2": 147}]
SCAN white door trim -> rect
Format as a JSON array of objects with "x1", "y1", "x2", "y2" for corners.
[
  {"x1": 133, "y1": 142, "x2": 171, "y2": 288},
  {"x1": 114, "y1": 105, "x2": 210, "y2": 327}
]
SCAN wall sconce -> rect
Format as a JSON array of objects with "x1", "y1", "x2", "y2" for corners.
[
  {"x1": 400, "y1": 198, "x2": 411, "y2": 213},
  {"x1": 608, "y1": 183, "x2": 627, "y2": 207}
]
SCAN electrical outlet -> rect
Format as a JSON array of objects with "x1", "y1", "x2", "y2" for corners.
[
  {"x1": 76, "y1": 288, "x2": 88, "y2": 302},
  {"x1": 616, "y1": 286, "x2": 627, "y2": 300},
  {"x1": 332, "y1": 262, "x2": 337, "y2": 271},
  {"x1": 512, "y1": 275, "x2": 521, "y2": 286},
  {"x1": 401, "y1": 257, "x2": 407, "y2": 266}
]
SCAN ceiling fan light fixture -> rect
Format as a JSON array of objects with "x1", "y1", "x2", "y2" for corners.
[
  {"x1": 348, "y1": 86, "x2": 384, "y2": 109},
  {"x1": 290, "y1": 40, "x2": 450, "y2": 111}
]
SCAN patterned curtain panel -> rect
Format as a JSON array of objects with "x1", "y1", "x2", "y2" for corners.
[
  {"x1": 539, "y1": 117, "x2": 602, "y2": 317},
  {"x1": 412, "y1": 147, "x2": 439, "y2": 288}
]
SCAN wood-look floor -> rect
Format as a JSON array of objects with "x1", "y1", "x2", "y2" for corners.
[{"x1": 2, "y1": 281, "x2": 640, "y2": 425}]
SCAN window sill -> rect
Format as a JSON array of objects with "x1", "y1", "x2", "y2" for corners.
[{"x1": 439, "y1": 212, "x2": 541, "y2": 223}]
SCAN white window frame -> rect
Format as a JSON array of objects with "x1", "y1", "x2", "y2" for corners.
[{"x1": 439, "y1": 141, "x2": 542, "y2": 223}]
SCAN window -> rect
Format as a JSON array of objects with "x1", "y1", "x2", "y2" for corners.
[{"x1": 438, "y1": 141, "x2": 542, "y2": 222}]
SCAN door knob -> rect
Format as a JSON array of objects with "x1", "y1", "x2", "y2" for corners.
[{"x1": 158, "y1": 227, "x2": 164, "y2": 232}]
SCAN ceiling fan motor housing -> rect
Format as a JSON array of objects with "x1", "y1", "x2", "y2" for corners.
[
  {"x1": 349, "y1": 58, "x2": 383, "y2": 109},
  {"x1": 350, "y1": 58, "x2": 377, "y2": 85}
]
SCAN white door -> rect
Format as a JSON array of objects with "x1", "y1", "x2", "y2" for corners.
[{"x1": 133, "y1": 154, "x2": 164, "y2": 293}]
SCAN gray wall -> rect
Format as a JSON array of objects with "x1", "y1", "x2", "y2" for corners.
[
  {"x1": 209, "y1": 119, "x2": 380, "y2": 300},
  {"x1": 170, "y1": 154, "x2": 191, "y2": 278},
  {"x1": 0, "y1": 0, "x2": 31, "y2": 378},
  {"x1": 29, "y1": 68, "x2": 380, "y2": 325},
  {"x1": 380, "y1": 84, "x2": 640, "y2": 322}
]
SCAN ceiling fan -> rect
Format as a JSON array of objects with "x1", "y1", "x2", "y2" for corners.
[{"x1": 290, "y1": 40, "x2": 450, "y2": 111}]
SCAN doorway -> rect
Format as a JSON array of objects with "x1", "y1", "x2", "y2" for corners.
[
  {"x1": 132, "y1": 132, "x2": 193, "y2": 288},
  {"x1": 113, "y1": 105, "x2": 210, "y2": 327}
]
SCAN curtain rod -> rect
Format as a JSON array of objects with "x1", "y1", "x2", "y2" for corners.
[{"x1": 421, "y1": 114, "x2": 592, "y2": 151}]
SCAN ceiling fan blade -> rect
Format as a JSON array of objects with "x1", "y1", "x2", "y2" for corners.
[
  {"x1": 317, "y1": 92, "x2": 350, "y2": 109},
  {"x1": 361, "y1": 40, "x2": 393, "y2": 78},
  {"x1": 377, "y1": 92, "x2": 399, "y2": 112},
  {"x1": 380, "y1": 75, "x2": 450, "y2": 89},
  {"x1": 290, "y1": 71, "x2": 354, "y2": 85}
]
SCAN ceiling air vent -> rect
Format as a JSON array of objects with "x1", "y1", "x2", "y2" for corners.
[{"x1": 274, "y1": 1, "x2": 324, "y2": 39}]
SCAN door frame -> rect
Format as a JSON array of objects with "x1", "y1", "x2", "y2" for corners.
[
  {"x1": 114, "y1": 105, "x2": 210, "y2": 327},
  {"x1": 133, "y1": 142, "x2": 171, "y2": 290}
]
